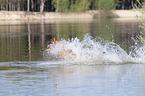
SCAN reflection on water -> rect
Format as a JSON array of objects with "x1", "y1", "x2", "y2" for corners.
[
  {"x1": 0, "y1": 19, "x2": 139, "y2": 62},
  {"x1": 1, "y1": 19, "x2": 145, "y2": 96}
]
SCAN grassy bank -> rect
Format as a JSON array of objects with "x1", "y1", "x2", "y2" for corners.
[{"x1": 0, "y1": 10, "x2": 141, "y2": 20}]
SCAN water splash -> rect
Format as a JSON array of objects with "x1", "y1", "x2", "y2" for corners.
[
  {"x1": 44, "y1": 34, "x2": 145, "y2": 65},
  {"x1": 131, "y1": 46, "x2": 145, "y2": 63}
]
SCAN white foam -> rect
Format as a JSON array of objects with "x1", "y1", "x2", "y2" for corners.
[
  {"x1": 131, "y1": 46, "x2": 145, "y2": 63},
  {"x1": 44, "y1": 34, "x2": 145, "y2": 65}
]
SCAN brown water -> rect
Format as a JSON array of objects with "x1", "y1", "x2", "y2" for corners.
[
  {"x1": 0, "y1": 19, "x2": 139, "y2": 62},
  {"x1": 1, "y1": 19, "x2": 145, "y2": 96}
]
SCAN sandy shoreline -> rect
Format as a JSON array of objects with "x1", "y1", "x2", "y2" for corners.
[{"x1": 0, "y1": 10, "x2": 142, "y2": 20}]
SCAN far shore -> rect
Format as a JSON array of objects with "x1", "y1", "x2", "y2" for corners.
[{"x1": 0, "y1": 10, "x2": 142, "y2": 20}]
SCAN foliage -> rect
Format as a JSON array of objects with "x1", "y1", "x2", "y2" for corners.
[
  {"x1": 69, "y1": 0, "x2": 91, "y2": 12},
  {"x1": 52, "y1": 0, "x2": 70, "y2": 12},
  {"x1": 52, "y1": 0, "x2": 91, "y2": 12},
  {"x1": 52, "y1": 0, "x2": 114, "y2": 12},
  {"x1": 136, "y1": 2, "x2": 145, "y2": 44},
  {"x1": 98, "y1": 0, "x2": 115, "y2": 10},
  {"x1": 0, "y1": 0, "x2": 144, "y2": 12}
]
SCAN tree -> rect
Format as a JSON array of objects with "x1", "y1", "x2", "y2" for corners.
[
  {"x1": 40, "y1": 0, "x2": 45, "y2": 13},
  {"x1": 31, "y1": 0, "x2": 34, "y2": 11},
  {"x1": 52, "y1": 0, "x2": 91, "y2": 12},
  {"x1": 69, "y1": 0, "x2": 91, "y2": 12},
  {"x1": 98, "y1": 0, "x2": 115, "y2": 10},
  {"x1": 52, "y1": 0, "x2": 69, "y2": 12},
  {"x1": 0, "y1": 0, "x2": 144, "y2": 12},
  {"x1": 56, "y1": 0, "x2": 59, "y2": 12},
  {"x1": 27, "y1": 0, "x2": 29, "y2": 12},
  {"x1": 17, "y1": 0, "x2": 21, "y2": 11}
]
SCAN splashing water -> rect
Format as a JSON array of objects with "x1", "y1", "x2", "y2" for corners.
[
  {"x1": 44, "y1": 34, "x2": 145, "y2": 65},
  {"x1": 131, "y1": 46, "x2": 145, "y2": 63}
]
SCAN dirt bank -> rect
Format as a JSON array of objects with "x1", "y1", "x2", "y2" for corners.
[{"x1": 0, "y1": 10, "x2": 141, "y2": 20}]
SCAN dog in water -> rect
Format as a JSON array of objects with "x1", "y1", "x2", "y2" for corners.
[
  {"x1": 45, "y1": 34, "x2": 74, "y2": 58},
  {"x1": 45, "y1": 34, "x2": 106, "y2": 58},
  {"x1": 45, "y1": 34, "x2": 60, "y2": 52}
]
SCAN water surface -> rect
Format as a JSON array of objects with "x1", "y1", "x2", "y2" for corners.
[{"x1": 0, "y1": 18, "x2": 145, "y2": 96}]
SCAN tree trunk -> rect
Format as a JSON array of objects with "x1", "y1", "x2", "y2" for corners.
[
  {"x1": 6, "y1": 0, "x2": 8, "y2": 10},
  {"x1": 31, "y1": 0, "x2": 34, "y2": 11},
  {"x1": 122, "y1": 0, "x2": 125, "y2": 9},
  {"x1": 1, "y1": 4, "x2": 2, "y2": 10},
  {"x1": 131, "y1": 0, "x2": 133, "y2": 8},
  {"x1": 13, "y1": 0, "x2": 15, "y2": 11},
  {"x1": 27, "y1": 0, "x2": 30, "y2": 12},
  {"x1": 12, "y1": 0, "x2": 13, "y2": 11},
  {"x1": 9, "y1": 0, "x2": 11, "y2": 11},
  {"x1": 56, "y1": 0, "x2": 59, "y2": 12},
  {"x1": 40, "y1": 0, "x2": 45, "y2": 13},
  {"x1": 17, "y1": 1, "x2": 20, "y2": 11}
]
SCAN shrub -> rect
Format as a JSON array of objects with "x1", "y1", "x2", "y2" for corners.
[
  {"x1": 98, "y1": 0, "x2": 115, "y2": 10},
  {"x1": 136, "y1": 2, "x2": 145, "y2": 44}
]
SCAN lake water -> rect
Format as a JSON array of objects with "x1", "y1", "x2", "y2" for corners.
[{"x1": 0, "y1": 18, "x2": 145, "y2": 96}]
